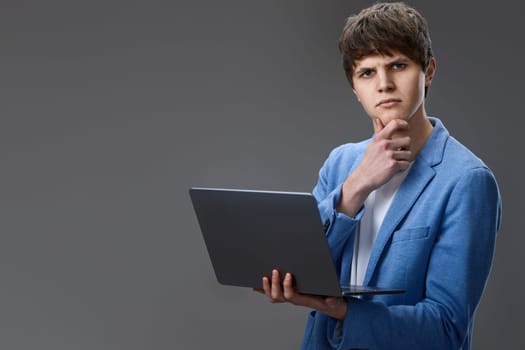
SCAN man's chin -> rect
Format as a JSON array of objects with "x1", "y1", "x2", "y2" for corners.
[{"x1": 377, "y1": 114, "x2": 411, "y2": 125}]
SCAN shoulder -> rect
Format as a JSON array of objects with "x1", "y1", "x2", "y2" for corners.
[
  {"x1": 439, "y1": 137, "x2": 502, "y2": 230},
  {"x1": 440, "y1": 135, "x2": 495, "y2": 180},
  {"x1": 444, "y1": 136, "x2": 486, "y2": 168},
  {"x1": 432, "y1": 133, "x2": 500, "y2": 208},
  {"x1": 425, "y1": 117, "x2": 496, "y2": 180}
]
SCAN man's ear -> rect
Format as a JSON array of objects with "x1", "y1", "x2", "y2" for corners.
[{"x1": 425, "y1": 57, "x2": 437, "y2": 87}]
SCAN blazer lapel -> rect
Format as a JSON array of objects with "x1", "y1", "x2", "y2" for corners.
[
  {"x1": 362, "y1": 117, "x2": 449, "y2": 285},
  {"x1": 363, "y1": 161, "x2": 435, "y2": 285}
]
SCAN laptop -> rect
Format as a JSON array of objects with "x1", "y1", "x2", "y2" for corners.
[{"x1": 189, "y1": 187, "x2": 404, "y2": 296}]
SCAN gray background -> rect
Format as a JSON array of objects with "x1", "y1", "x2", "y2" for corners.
[{"x1": 0, "y1": 0, "x2": 522, "y2": 349}]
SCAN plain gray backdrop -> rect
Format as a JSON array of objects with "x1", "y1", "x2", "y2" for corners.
[{"x1": 0, "y1": 0, "x2": 522, "y2": 349}]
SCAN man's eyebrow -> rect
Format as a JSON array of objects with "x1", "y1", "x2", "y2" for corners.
[
  {"x1": 353, "y1": 64, "x2": 376, "y2": 76},
  {"x1": 387, "y1": 56, "x2": 410, "y2": 64},
  {"x1": 353, "y1": 55, "x2": 411, "y2": 75},
  {"x1": 353, "y1": 66, "x2": 371, "y2": 75}
]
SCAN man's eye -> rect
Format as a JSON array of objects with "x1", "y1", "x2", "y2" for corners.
[
  {"x1": 360, "y1": 70, "x2": 373, "y2": 78},
  {"x1": 392, "y1": 63, "x2": 406, "y2": 70}
]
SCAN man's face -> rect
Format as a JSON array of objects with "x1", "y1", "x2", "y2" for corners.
[{"x1": 351, "y1": 51, "x2": 435, "y2": 127}]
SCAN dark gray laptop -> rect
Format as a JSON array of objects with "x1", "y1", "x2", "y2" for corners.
[{"x1": 189, "y1": 187, "x2": 404, "y2": 296}]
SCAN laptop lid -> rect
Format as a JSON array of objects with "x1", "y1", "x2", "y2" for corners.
[{"x1": 189, "y1": 187, "x2": 404, "y2": 297}]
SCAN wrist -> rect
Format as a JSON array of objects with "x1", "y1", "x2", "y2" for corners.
[{"x1": 338, "y1": 174, "x2": 371, "y2": 217}]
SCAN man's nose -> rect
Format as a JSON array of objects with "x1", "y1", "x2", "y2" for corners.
[{"x1": 377, "y1": 70, "x2": 394, "y2": 92}]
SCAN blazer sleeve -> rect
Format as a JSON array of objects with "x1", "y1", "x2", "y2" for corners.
[
  {"x1": 329, "y1": 166, "x2": 502, "y2": 350},
  {"x1": 312, "y1": 146, "x2": 363, "y2": 277}
]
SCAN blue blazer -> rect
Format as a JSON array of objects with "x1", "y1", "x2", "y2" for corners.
[{"x1": 301, "y1": 118, "x2": 502, "y2": 350}]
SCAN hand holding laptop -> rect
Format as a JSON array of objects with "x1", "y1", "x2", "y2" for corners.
[{"x1": 254, "y1": 269, "x2": 347, "y2": 321}]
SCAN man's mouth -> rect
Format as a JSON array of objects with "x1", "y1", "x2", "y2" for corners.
[{"x1": 376, "y1": 98, "x2": 401, "y2": 107}]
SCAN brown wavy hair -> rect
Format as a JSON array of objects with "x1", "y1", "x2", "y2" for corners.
[{"x1": 339, "y1": 2, "x2": 433, "y2": 88}]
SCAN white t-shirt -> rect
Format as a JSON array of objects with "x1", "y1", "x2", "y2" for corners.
[{"x1": 351, "y1": 165, "x2": 412, "y2": 286}]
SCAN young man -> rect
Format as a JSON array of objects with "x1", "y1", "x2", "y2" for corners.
[{"x1": 256, "y1": 2, "x2": 502, "y2": 349}]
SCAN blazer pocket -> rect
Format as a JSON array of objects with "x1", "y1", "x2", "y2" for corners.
[{"x1": 391, "y1": 227, "x2": 430, "y2": 243}]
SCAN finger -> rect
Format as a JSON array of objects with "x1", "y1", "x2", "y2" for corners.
[
  {"x1": 392, "y1": 149, "x2": 412, "y2": 161},
  {"x1": 390, "y1": 136, "x2": 411, "y2": 150},
  {"x1": 270, "y1": 269, "x2": 284, "y2": 300},
  {"x1": 282, "y1": 273, "x2": 296, "y2": 300},
  {"x1": 262, "y1": 276, "x2": 271, "y2": 296},
  {"x1": 394, "y1": 159, "x2": 411, "y2": 172},
  {"x1": 381, "y1": 119, "x2": 409, "y2": 139}
]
